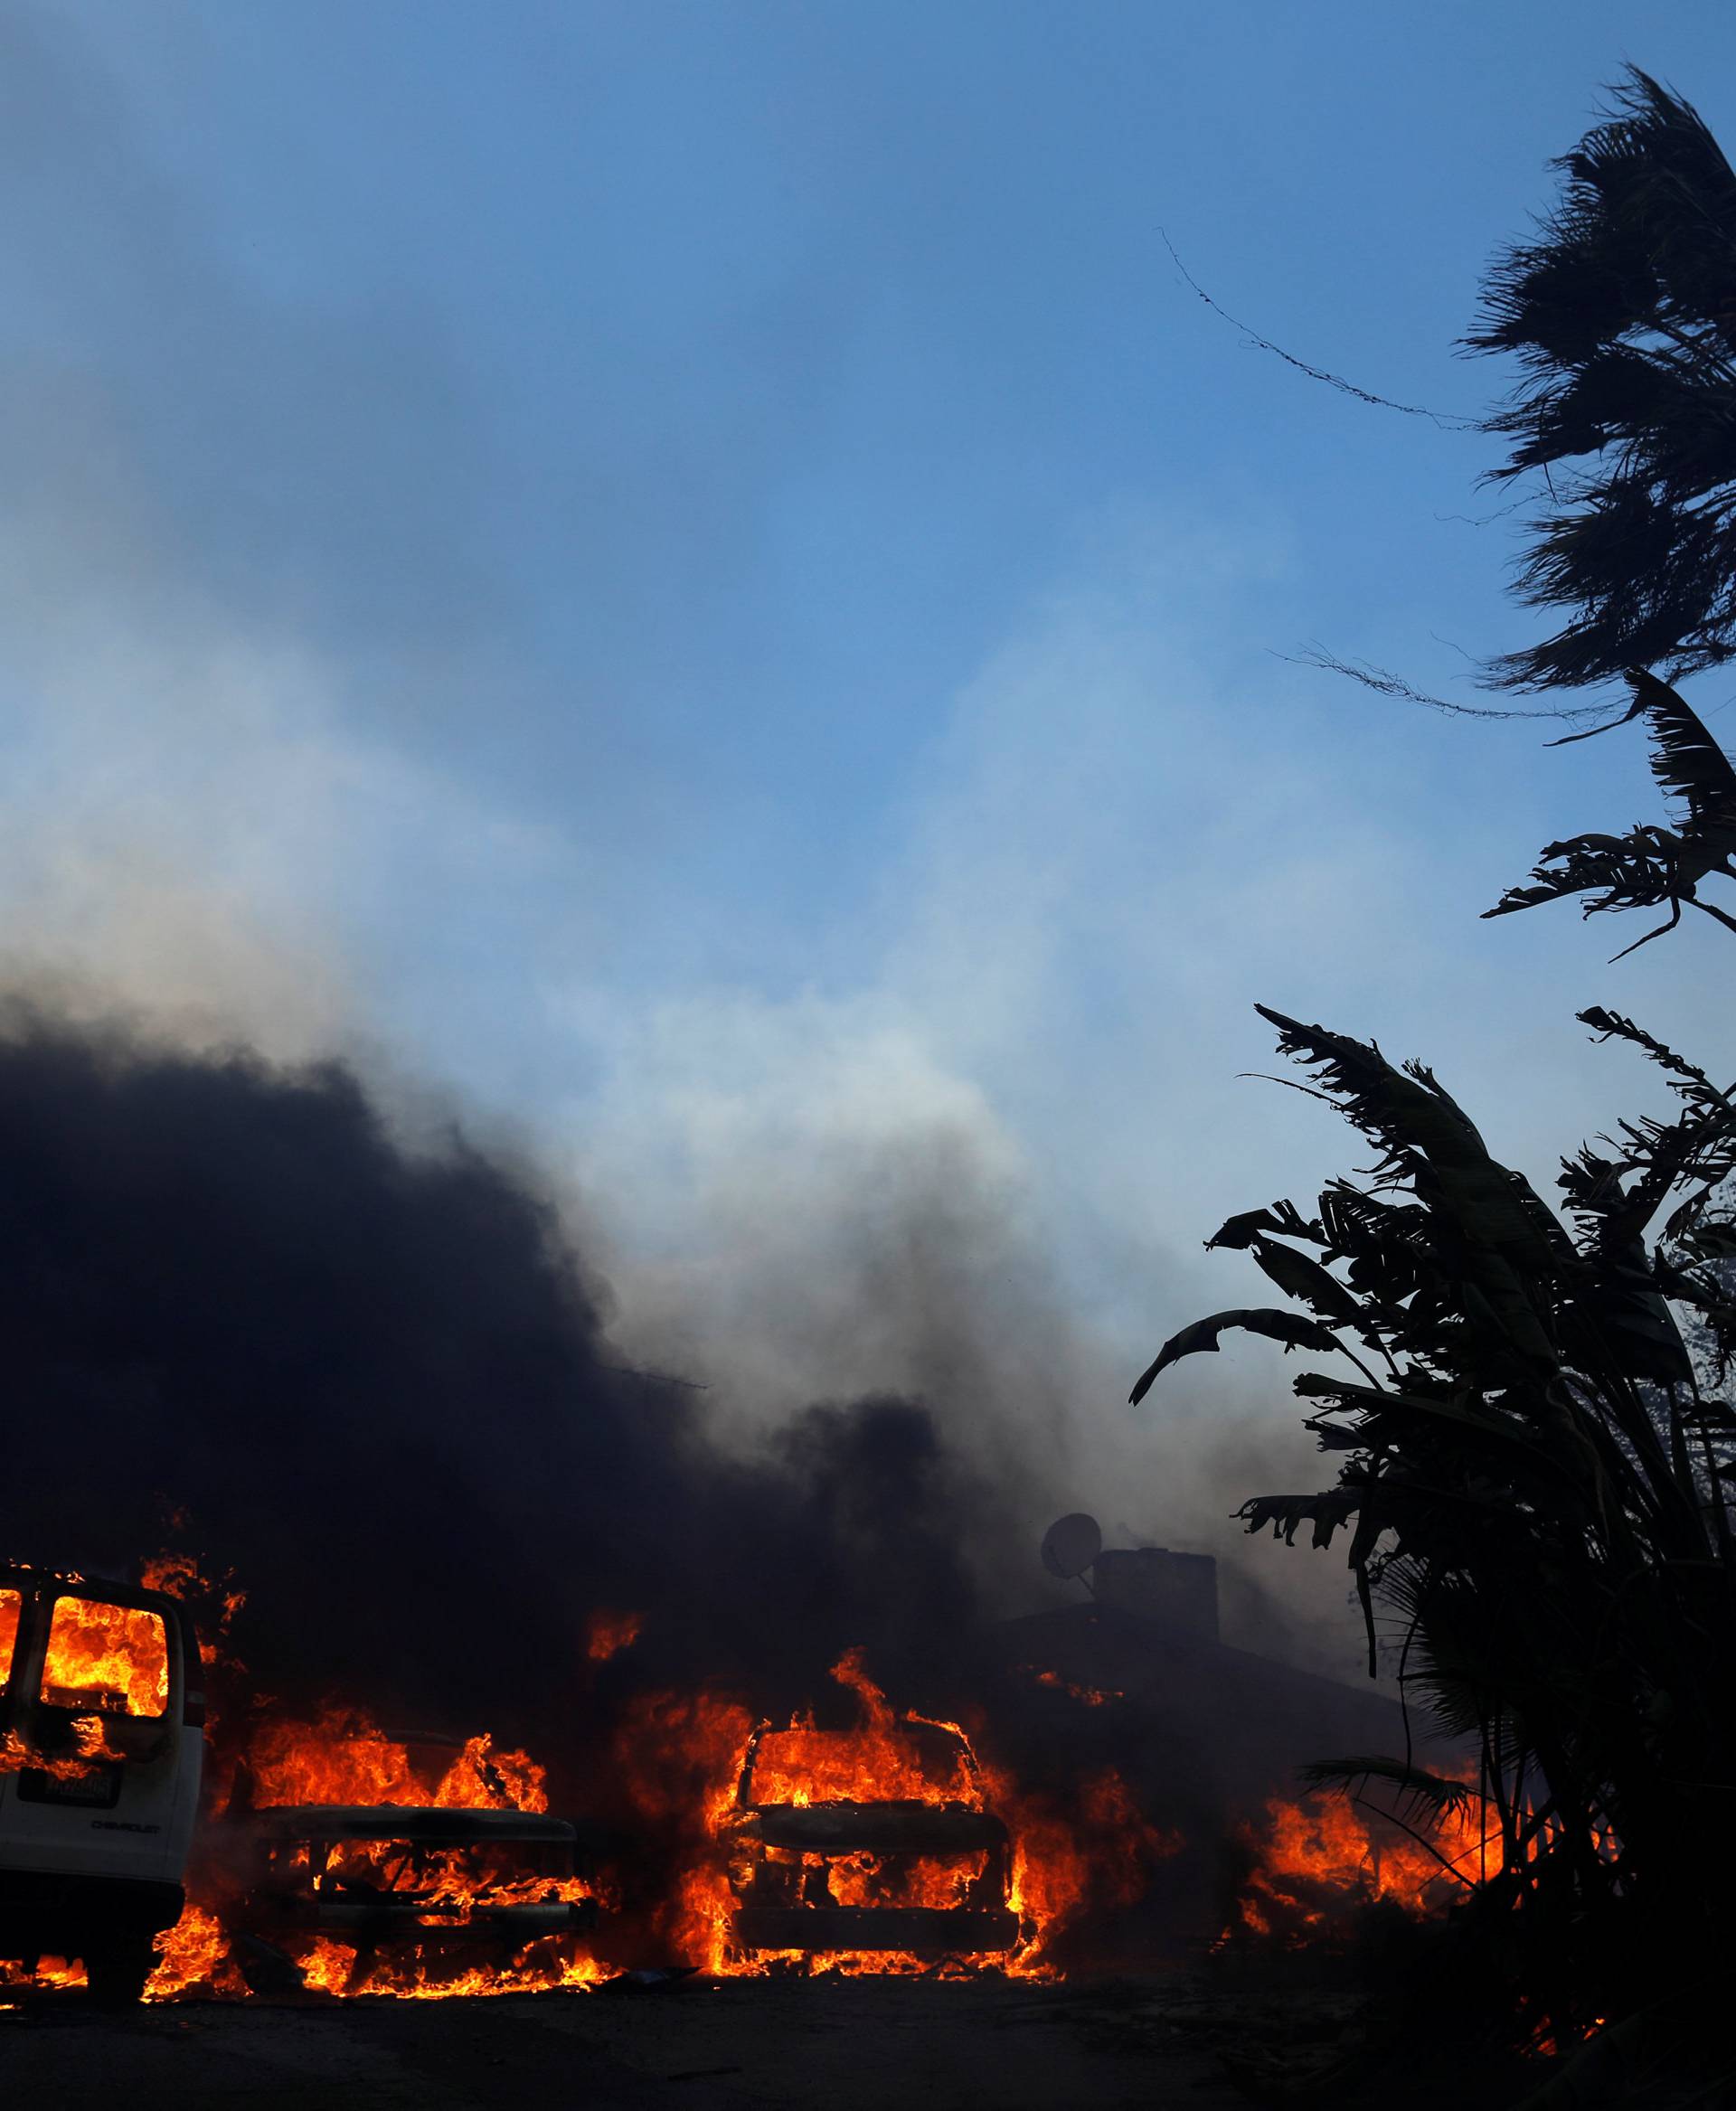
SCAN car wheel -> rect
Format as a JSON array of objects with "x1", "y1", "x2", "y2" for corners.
[{"x1": 85, "y1": 1936, "x2": 156, "y2": 2006}]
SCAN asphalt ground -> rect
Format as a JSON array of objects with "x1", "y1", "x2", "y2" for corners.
[{"x1": 0, "y1": 1972, "x2": 1252, "y2": 2111}]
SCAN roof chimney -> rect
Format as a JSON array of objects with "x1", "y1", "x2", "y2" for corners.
[{"x1": 1090, "y1": 1548, "x2": 1218, "y2": 1640}]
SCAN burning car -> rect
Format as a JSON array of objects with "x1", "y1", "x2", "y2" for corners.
[
  {"x1": 212, "y1": 1802, "x2": 599, "y2": 1996},
  {"x1": 719, "y1": 1655, "x2": 1021, "y2": 1963}
]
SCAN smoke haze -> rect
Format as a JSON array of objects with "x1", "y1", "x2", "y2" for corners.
[
  {"x1": 0, "y1": 999, "x2": 1014, "y2": 1734},
  {"x1": 6, "y1": 2, "x2": 1732, "y2": 1712}
]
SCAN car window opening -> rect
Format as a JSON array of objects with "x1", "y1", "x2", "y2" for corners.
[
  {"x1": 0, "y1": 1588, "x2": 20, "y2": 1693},
  {"x1": 40, "y1": 1596, "x2": 169, "y2": 1718}
]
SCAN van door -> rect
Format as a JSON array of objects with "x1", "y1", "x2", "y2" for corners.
[
  {"x1": 0, "y1": 1586, "x2": 22, "y2": 1835},
  {"x1": 2, "y1": 1588, "x2": 187, "y2": 1890}
]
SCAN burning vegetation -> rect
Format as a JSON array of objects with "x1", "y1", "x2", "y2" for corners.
[{"x1": 1227, "y1": 1785, "x2": 1502, "y2": 1944}]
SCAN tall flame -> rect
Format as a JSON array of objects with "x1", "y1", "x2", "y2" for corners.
[
  {"x1": 40, "y1": 1597, "x2": 168, "y2": 1717},
  {"x1": 613, "y1": 1651, "x2": 1176, "y2": 1981},
  {"x1": 243, "y1": 1707, "x2": 550, "y2": 1814},
  {"x1": 18, "y1": 1555, "x2": 1185, "y2": 2005}
]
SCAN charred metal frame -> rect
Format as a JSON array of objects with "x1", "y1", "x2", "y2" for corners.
[
  {"x1": 220, "y1": 1804, "x2": 597, "y2": 1994},
  {"x1": 722, "y1": 1720, "x2": 1022, "y2": 1956}
]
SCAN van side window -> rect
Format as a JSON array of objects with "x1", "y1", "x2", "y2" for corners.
[
  {"x1": 0, "y1": 1588, "x2": 19, "y2": 1692},
  {"x1": 39, "y1": 1597, "x2": 169, "y2": 1718}
]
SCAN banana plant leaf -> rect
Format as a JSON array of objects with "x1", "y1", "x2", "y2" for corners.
[{"x1": 1128, "y1": 1308, "x2": 1344, "y2": 1406}]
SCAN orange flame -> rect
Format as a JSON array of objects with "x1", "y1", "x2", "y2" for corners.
[
  {"x1": 138, "y1": 1550, "x2": 246, "y2": 1664},
  {"x1": 1016, "y1": 1665, "x2": 1126, "y2": 1706},
  {"x1": 0, "y1": 1585, "x2": 163, "y2": 1782},
  {"x1": 748, "y1": 1650, "x2": 976, "y2": 1808},
  {"x1": 143, "y1": 1700, "x2": 605, "y2": 2002},
  {"x1": 40, "y1": 1596, "x2": 168, "y2": 1717},
  {"x1": 145, "y1": 1906, "x2": 250, "y2": 2003},
  {"x1": 615, "y1": 1686, "x2": 759, "y2": 1974},
  {"x1": 41, "y1": 1552, "x2": 1179, "y2": 2003},
  {"x1": 290, "y1": 1935, "x2": 607, "y2": 2000},
  {"x1": 614, "y1": 1651, "x2": 1175, "y2": 1982},
  {"x1": 242, "y1": 1706, "x2": 550, "y2": 1814},
  {"x1": 1231, "y1": 1786, "x2": 1502, "y2": 1940}
]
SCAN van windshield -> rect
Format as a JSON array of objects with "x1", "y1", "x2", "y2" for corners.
[
  {"x1": 0, "y1": 1588, "x2": 19, "y2": 1693},
  {"x1": 40, "y1": 1596, "x2": 168, "y2": 1718}
]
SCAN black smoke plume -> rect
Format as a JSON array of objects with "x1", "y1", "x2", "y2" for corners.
[{"x1": 0, "y1": 998, "x2": 995, "y2": 1740}]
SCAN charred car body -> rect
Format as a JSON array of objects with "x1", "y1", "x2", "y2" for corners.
[
  {"x1": 721, "y1": 1714, "x2": 1019, "y2": 1959},
  {"x1": 212, "y1": 1803, "x2": 599, "y2": 1994}
]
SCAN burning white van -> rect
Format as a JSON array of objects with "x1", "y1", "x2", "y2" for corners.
[{"x1": 0, "y1": 1564, "x2": 204, "y2": 2000}]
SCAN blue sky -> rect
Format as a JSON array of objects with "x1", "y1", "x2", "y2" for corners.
[{"x1": 3, "y1": 2, "x2": 1733, "y2": 1663}]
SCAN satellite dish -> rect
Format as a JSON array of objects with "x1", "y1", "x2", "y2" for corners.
[{"x1": 1041, "y1": 1513, "x2": 1102, "y2": 1583}]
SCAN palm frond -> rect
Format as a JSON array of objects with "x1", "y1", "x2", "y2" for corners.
[
  {"x1": 1298, "y1": 1755, "x2": 1480, "y2": 1825},
  {"x1": 1626, "y1": 669, "x2": 1736, "y2": 846},
  {"x1": 1127, "y1": 1308, "x2": 1343, "y2": 1405},
  {"x1": 1468, "y1": 71, "x2": 1736, "y2": 690}
]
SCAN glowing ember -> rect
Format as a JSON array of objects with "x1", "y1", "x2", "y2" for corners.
[
  {"x1": 1016, "y1": 1666, "x2": 1127, "y2": 1706},
  {"x1": 287, "y1": 1936, "x2": 607, "y2": 2001}
]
